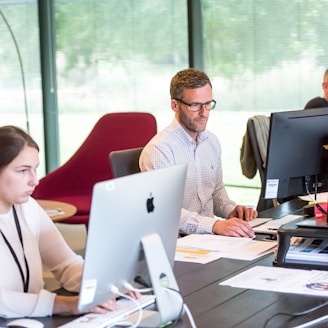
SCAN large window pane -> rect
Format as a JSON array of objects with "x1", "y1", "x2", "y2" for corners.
[
  {"x1": 202, "y1": 0, "x2": 328, "y2": 206},
  {"x1": 0, "y1": 0, "x2": 44, "y2": 174},
  {"x1": 55, "y1": 0, "x2": 188, "y2": 164}
]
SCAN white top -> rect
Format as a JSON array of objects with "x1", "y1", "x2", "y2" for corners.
[
  {"x1": 140, "y1": 118, "x2": 236, "y2": 235},
  {"x1": 0, "y1": 197, "x2": 83, "y2": 318}
]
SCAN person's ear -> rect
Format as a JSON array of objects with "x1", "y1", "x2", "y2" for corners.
[{"x1": 171, "y1": 99, "x2": 179, "y2": 112}]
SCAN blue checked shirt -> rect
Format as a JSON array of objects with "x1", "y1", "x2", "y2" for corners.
[{"x1": 139, "y1": 118, "x2": 236, "y2": 235}]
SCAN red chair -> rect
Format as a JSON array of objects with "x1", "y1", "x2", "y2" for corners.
[{"x1": 33, "y1": 112, "x2": 157, "y2": 227}]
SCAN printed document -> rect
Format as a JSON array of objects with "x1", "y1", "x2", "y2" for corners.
[
  {"x1": 252, "y1": 215, "x2": 302, "y2": 234},
  {"x1": 220, "y1": 265, "x2": 328, "y2": 297},
  {"x1": 285, "y1": 237, "x2": 328, "y2": 265},
  {"x1": 175, "y1": 234, "x2": 277, "y2": 264}
]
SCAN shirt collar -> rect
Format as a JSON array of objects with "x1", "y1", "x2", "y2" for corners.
[{"x1": 171, "y1": 117, "x2": 208, "y2": 145}]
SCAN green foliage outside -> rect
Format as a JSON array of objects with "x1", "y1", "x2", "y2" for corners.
[{"x1": 1, "y1": 0, "x2": 328, "y2": 206}]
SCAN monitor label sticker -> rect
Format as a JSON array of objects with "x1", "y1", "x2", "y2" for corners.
[
  {"x1": 80, "y1": 279, "x2": 97, "y2": 305},
  {"x1": 265, "y1": 179, "x2": 279, "y2": 199}
]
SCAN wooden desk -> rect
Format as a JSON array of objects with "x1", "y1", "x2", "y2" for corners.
[
  {"x1": 2, "y1": 199, "x2": 327, "y2": 327},
  {"x1": 37, "y1": 200, "x2": 77, "y2": 222}
]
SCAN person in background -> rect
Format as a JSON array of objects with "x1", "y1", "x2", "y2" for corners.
[
  {"x1": 0, "y1": 125, "x2": 119, "y2": 318},
  {"x1": 139, "y1": 68, "x2": 257, "y2": 237},
  {"x1": 304, "y1": 69, "x2": 328, "y2": 109}
]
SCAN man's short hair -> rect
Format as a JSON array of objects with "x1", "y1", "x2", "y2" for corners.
[{"x1": 170, "y1": 68, "x2": 212, "y2": 99}]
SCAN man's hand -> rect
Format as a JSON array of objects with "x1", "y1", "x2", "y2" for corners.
[
  {"x1": 212, "y1": 217, "x2": 254, "y2": 237},
  {"x1": 228, "y1": 205, "x2": 258, "y2": 222}
]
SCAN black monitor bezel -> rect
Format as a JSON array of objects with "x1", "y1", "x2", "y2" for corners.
[{"x1": 264, "y1": 107, "x2": 328, "y2": 200}]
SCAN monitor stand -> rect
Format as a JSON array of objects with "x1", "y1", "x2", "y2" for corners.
[
  {"x1": 274, "y1": 220, "x2": 328, "y2": 270},
  {"x1": 131, "y1": 233, "x2": 183, "y2": 328},
  {"x1": 296, "y1": 217, "x2": 328, "y2": 229}
]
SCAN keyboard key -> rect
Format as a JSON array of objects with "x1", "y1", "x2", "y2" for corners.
[{"x1": 58, "y1": 294, "x2": 155, "y2": 328}]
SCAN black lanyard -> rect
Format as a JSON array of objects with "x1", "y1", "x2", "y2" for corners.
[{"x1": 0, "y1": 206, "x2": 30, "y2": 293}]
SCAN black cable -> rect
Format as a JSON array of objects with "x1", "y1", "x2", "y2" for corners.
[
  {"x1": 263, "y1": 300, "x2": 328, "y2": 328},
  {"x1": 304, "y1": 176, "x2": 328, "y2": 216},
  {"x1": 134, "y1": 275, "x2": 150, "y2": 288},
  {"x1": 0, "y1": 9, "x2": 29, "y2": 133}
]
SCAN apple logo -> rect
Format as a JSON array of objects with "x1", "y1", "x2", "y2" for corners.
[{"x1": 146, "y1": 193, "x2": 155, "y2": 213}]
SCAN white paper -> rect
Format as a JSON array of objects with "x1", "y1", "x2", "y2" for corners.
[
  {"x1": 175, "y1": 234, "x2": 277, "y2": 263},
  {"x1": 249, "y1": 217, "x2": 272, "y2": 228},
  {"x1": 265, "y1": 179, "x2": 279, "y2": 199},
  {"x1": 223, "y1": 240, "x2": 277, "y2": 260},
  {"x1": 286, "y1": 237, "x2": 328, "y2": 264},
  {"x1": 45, "y1": 208, "x2": 65, "y2": 217},
  {"x1": 176, "y1": 234, "x2": 254, "y2": 252},
  {"x1": 253, "y1": 214, "x2": 302, "y2": 234},
  {"x1": 175, "y1": 248, "x2": 222, "y2": 264},
  {"x1": 220, "y1": 265, "x2": 328, "y2": 297}
]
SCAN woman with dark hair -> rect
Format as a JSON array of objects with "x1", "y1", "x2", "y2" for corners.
[{"x1": 0, "y1": 126, "x2": 116, "y2": 318}]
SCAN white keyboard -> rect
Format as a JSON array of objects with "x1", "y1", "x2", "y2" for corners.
[{"x1": 58, "y1": 294, "x2": 156, "y2": 328}]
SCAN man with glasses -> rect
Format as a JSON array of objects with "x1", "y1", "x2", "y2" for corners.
[
  {"x1": 304, "y1": 69, "x2": 328, "y2": 109},
  {"x1": 140, "y1": 68, "x2": 257, "y2": 237}
]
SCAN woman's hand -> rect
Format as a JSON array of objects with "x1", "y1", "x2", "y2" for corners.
[
  {"x1": 53, "y1": 291, "x2": 141, "y2": 316},
  {"x1": 53, "y1": 295, "x2": 117, "y2": 316}
]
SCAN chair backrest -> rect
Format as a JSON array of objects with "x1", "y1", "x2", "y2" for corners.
[
  {"x1": 242, "y1": 115, "x2": 272, "y2": 211},
  {"x1": 109, "y1": 147, "x2": 143, "y2": 178},
  {"x1": 33, "y1": 112, "x2": 157, "y2": 199},
  {"x1": 246, "y1": 117, "x2": 267, "y2": 185}
]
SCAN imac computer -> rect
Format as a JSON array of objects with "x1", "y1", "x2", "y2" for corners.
[
  {"x1": 78, "y1": 164, "x2": 187, "y2": 327},
  {"x1": 264, "y1": 107, "x2": 328, "y2": 218}
]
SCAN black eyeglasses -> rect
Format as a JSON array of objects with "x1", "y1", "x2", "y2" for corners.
[{"x1": 173, "y1": 98, "x2": 216, "y2": 112}]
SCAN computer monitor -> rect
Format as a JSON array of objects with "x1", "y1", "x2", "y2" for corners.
[
  {"x1": 264, "y1": 107, "x2": 328, "y2": 201},
  {"x1": 78, "y1": 164, "x2": 187, "y2": 326}
]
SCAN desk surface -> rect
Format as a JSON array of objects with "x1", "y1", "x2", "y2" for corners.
[
  {"x1": 37, "y1": 199, "x2": 77, "y2": 222},
  {"x1": 2, "y1": 198, "x2": 328, "y2": 328}
]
